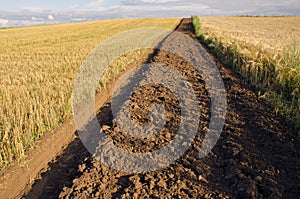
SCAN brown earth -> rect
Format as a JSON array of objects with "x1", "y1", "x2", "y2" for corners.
[{"x1": 21, "y1": 19, "x2": 299, "y2": 199}]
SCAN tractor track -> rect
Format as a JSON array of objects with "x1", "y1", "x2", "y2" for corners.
[{"x1": 22, "y1": 18, "x2": 299, "y2": 199}]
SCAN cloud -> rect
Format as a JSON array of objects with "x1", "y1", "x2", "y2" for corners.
[
  {"x1": 88, "y1": 0, "x2": 105, "y2": 10},
  {"x1": 121, "y1": 0, "x2": 206, "y2": 7},
  {"x1": 48, "y1": 14, "x2": 54, "y2": 20},
  {"x1": 70, "y1": 18, "x2": 87, "y2": 22},
  {"x1": 0, "y1": 0, "x2": 299, "y2": 28},
  {"x1": 195, "y1": 0, "x2": 300, "y2": 15},
  {"x1": 106, "y1": 0, "x2": 212, "y2": 17},
  {"x1": 113, "y1": 0, "x2": 300, "y2": 16},
  {"x1": 22, "y1": 7, "x2": 45, "y2": 12},
  {"x1": 0, "y1": 19, "x2": 8, "y2": 27},
  {"x1": 9, "y1": 19, "x2": 45, "y2": 27},
  {"x1": 69, "y1": 4, "x2": 80, "y2": 9},
  {"x1": 31, "y1": 16, "x2": 44, "y2": 21}
]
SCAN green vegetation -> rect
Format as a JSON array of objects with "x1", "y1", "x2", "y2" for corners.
[{"x1": 191, "y1": 15, "x2": 203, "y2": 40}]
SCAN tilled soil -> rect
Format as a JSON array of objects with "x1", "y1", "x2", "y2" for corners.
[{"x1": 23, "y1": 19, "x2": 299, "y2": 199}]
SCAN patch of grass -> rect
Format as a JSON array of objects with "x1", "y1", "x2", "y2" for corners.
[{"x1": 191, "y1": 15, "x2": 204, "y2": 40}]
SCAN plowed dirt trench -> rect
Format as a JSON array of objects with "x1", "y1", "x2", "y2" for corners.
[{"x1": 23, "y1": 19, "x2": 299, "y2": 199}]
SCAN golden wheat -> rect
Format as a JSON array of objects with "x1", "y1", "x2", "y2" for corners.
[
  {"x1": 0, "y1": 18, "x2": 181, "y2": 170},
  {"x1": 196, "y1": 16, "x2": 300, "y2": 133},
  {"x1": 199, "y1": 17, "x2": 300, "y2": 57}
]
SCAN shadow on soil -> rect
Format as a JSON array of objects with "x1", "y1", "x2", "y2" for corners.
[{"x1": 23, "y1": 104, "x2": 113, "y2": 199}]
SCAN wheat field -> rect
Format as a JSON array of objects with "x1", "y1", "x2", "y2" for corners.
[
  {"x1": 0, "y1": 18, "x2": 181, "y2": 170},
  {"x1": 199, "y1": 17, "x2": 300, "y2": 56},
  {"x1": 195, "y1": 16, "x2": 300, "y2": 133}
]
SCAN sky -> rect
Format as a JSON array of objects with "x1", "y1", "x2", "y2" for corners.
[{"x1": 0, "y1": 0, "x2": 299, "y2": 27}]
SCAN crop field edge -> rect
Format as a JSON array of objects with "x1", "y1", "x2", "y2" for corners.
[{"x1": 192, "y1": 15, "x2": 300, "y2": 136}]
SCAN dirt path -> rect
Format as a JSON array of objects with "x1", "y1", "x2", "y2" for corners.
[{"x1": 23, "y1": 19, "x2": 299, "y2": 199}]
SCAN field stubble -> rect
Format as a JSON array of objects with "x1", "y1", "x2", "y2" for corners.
[{"x1": 0, "y1": 18, "x2": 181, "y2": 170}]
